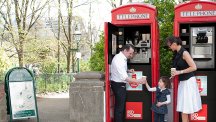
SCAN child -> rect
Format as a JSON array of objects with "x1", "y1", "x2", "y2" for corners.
[{"x1": 145, "y1": 76, "x2": 171, "y2": 122}]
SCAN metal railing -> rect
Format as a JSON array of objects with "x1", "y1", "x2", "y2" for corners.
[{"x1": 35, "y1": 73, "x2": 75, "y2": 93}]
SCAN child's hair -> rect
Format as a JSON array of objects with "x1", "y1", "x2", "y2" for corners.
[{"x1": 160, "y1": 76, "x2": 171, "y2": 89}]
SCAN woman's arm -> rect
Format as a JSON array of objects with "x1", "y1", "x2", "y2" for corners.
[
  {"x1": 178, "y1": 51, "x2": 197, "y2": 74},
  {"x1": 174, "y1": 51, "x2": 197, "y2": 76},
  {"x1": 182, "y1": 51, "x2": 197, "y2": 72}
]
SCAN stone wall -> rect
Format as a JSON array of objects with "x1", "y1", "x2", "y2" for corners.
[
  {"x1": 69, "y1": 72, "x2": 105, "y2": 122},
  {"x1": 0, "y1": 82, "x2": 7, "y2": 122}
]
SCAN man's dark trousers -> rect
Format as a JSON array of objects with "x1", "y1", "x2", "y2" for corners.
[{"x1": 111, "y1": 81, "x2": 126, "y2": 122}]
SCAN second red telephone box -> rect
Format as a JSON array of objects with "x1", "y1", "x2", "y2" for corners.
[{"x1": 173, "y1": 0, "x2": 216, "y2": 122}]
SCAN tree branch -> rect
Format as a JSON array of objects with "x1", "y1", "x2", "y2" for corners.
[
  {"x1": 28, "y1": 0, "x2": 49, "y2": 31},
  {"x1": 0, "y1": 0, "x2": 6, "y2": 10},
  {"x1": 23, "y1": 0, "x2": 29, "y2": 30},
  {"x1": 60, "y1": 16, "x2": 69, "y2": 43}
]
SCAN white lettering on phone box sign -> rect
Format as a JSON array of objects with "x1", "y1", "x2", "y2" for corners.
[
  {"x1": 117, "y1": 14, "x2": 150, "y2": 20},
  {"x1": 127, "y1": 110, "x2": 142, "y2": 118},
  {"x1": 191, "y1": 113, "x2": 206, "y2": 121}
]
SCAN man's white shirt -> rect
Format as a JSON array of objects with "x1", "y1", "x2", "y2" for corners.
[{"x1": 110, "y1": 52, "x2": 128, "y2": 83}]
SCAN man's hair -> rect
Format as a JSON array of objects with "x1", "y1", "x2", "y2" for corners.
[{"x1": 121, "y1": 44, "x2": 135, "y2": 51}]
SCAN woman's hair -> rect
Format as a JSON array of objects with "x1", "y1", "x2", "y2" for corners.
[
  {"x1": 166, "y1": 35, "x2": 182, "y2": 46},
  {"x1": 160, "y1": 76, "x2": 171, "y2": 89}
]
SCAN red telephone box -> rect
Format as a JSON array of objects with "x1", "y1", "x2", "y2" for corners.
[
  {"x1": 104, "y1": 3, "x2": 159, "y2": 122},
  {"x1": 174, "y1": 0, "x2": 216, "y2": 121}
]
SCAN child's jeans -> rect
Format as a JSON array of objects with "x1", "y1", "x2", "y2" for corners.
[{"x1": 154, "y1": 112, "x2": 165, "y2": 122}]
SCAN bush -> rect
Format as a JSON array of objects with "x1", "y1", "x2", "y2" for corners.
[
  {"x1": 89, "y1": 32, "x2": 105, "y2": 71},
  {"x1": 41, "y1": 58, "x2": 57, "y2": 73},
  {"x1": 80, "y1": 59, "x2": 91, "y2": 72}
]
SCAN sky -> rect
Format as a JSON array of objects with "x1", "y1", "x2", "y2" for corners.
[
  {"x1": 73, "y1": 0, "x2": 113, "y2": 31},
  {"x1": 47, "y1": 0, "x2": 188, "y2": 38},
  {"x1": 46, "y1": 0, "x2": 114, "y2": 35}
]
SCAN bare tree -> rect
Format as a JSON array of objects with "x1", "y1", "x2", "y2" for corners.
[
  {"x1": 106, "y1": 0, "x2": 117, "y2": 8},
  {"x1": 106, "y1": 0, "x2": 126, "y2": 8},
  {"x1": 60, "y1": 0, "x2": 93, "y2": 73},
  {"x1": 46, "y1": 0, "x2": 90, "y2": 73},
  {"x1": 59, "y1": 0, "x2": 74, "y2": 73},
  {"x1": 107, "y1": 0, "x2": 146, "y2": 8},
  {"x1": 88, "y1": 0, "x2": 92, "y2": 55},
  {"x1": 57, "y1": 0, "x2": 61, "y2": 73},
  {"x1": 0, "y1": 0, "x2": 5, "y2": 10},
  {"x1": 0, "y1": 0, "x2": 49, "y2": 67}
]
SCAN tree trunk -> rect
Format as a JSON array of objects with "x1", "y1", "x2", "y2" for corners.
[
  {"x1": 57, "y1": 0, "x2": 61, "y2": 73},
  {"x1": 18, "y1": 43, "x2": 24, "y2": 67},
  {"x1": 18, "y1": 32, "x2": 25, "y2": 67},
  {"x1": 66, "y1": 50, "x2": 71, "y2": 73},
  {"x1": 66, "y1": 0, "x2": 73, "y2": 73},
  {"x1": 88, "y1": 0, "x2": 92, "y2": 56},
  {"x1": 71, "y1": 53, "x2": 75, "y2": 72},
  {"x1": 120, "y1": 0, "x2": 123, "y2": 5},
  {"x1": 5, "y1": 0, "x2": 49, "y2": 67}
]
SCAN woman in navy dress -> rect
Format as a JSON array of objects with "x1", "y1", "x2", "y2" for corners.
[{"x1": 145, "y1": 76, "x2": 171, "y2": 122}]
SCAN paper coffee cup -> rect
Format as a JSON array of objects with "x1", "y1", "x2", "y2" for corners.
[
  {"x1": 171, "y1": 68, "x2": 176, "y2": 72},
  {"x1": 142, "y1": 76, "x2": 147, "y2": 80}
]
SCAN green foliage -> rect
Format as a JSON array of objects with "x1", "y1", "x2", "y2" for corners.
[
  {"x1": 24, "y1": 38, "x2": 53, "y2": 63},
  {"x1": 36, "y1": 73, "x2": 74, "y2": 93},
  {"x1": 41, "y1": 59, "x2": 57, "y2": 73},
  {"x1": 25, "y1": 38, "x2": 57, "y2": 73},
  {"x1": 146, "y1": 0, "x2": 175, "y2": 76},
  {"x1": 0, "y1": 48, "x2": 11, "y2": 82},
  {"x1": 80, "y1": 59, "x2": 91, "y2": 72},
  {"x1": 24, "y1": 38, "x2": 60, "y2": 73},
  {"x1": 159, "y1": 47, "x2": 173, "y2": 76},
  {"x1": 89, "y1": 32, "x2": 105, "y2": 71}
]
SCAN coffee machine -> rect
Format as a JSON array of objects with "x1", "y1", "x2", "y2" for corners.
[
  {"x1": 128, "y1": 31, "x2": 151, "y2": 63},
  {"x1": 190, "y1": 27, "x2": 215, "y2": 68}
]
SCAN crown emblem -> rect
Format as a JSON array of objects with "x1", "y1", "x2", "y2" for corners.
[
  {"x1": 195, "y1": 4, "x2": 202, "y2": 10},
  {"x1": 130, "y1": 7, "x2": 136, "y2": 13}
]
